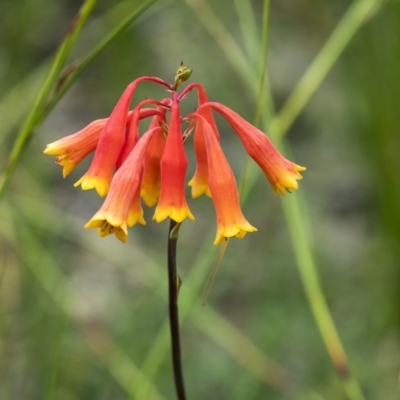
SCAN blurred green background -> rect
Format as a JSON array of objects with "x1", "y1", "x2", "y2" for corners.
[{"x1": 0, "y1": 0, "x2": 399, "y2": 399}]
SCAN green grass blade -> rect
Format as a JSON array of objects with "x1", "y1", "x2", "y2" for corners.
[
  {"x1": 270, "y1": 0, "x2": 384, "y2": 137},
  {"x1": 0, "y1": 0, "x2": 158, "y2": 198},
  {"x1": 0, "y1": 0, "x2": 98, "y2": 196},
  {"x1": 232, "y1": 0, "x2": 260, "y2": 64},
  {"x1": 41, "y1": 0, "x2": 158, "y2": 124},
  {"x1": 0, "y1": 63, "x2": 47, "y2": 146}
]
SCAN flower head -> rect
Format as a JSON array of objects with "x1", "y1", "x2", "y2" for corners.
[{"x1": 45, "y1": 68, "x2": 305, "y2": 244}]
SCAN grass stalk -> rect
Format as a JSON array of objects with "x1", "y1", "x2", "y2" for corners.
[
  {"x1": 270, "y1": 0, "x2": 384, "y2": 137},
  {"x1": 0, "y1": 0, "x2": 98, "y2": 196}
]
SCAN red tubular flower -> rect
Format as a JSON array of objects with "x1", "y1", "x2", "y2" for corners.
[
  {"x1": 153, "y1": 92, "x2": 194, "y2": 223},
  {"x1": 181, "y1": 84, "x2": 219, "y2": 198},
  {"x1": 43, "y1": 118, "x2": 107, "y2": 177},
  {"x1": 198, "y1": 102, "x2": 306, "y2": 195},
  {"x1": 140, "y1": 99, "x2": 170, "y2": 207},
  {"x1": 74, "y1": 77, "x2": 171, "y2": 197},
  {"x1": 85, "y1": 127, "x2": 162, "y2": 242},
  {"x1": 189, "y1": 118, "x2": 211, "y2": 198},
  {"x1": 44, "y1": 109, "x2": 157, "y2": 178},
  {"x1": 190, "y1": 114, "x2": 257, "y2": 244}
]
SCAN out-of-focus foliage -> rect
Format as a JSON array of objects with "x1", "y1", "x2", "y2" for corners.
[{"x1": 0, "y1": 0, "x2": 398, "y2": 399}]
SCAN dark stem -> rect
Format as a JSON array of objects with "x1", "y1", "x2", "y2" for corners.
[{"x1": 167, "y1": 219, "x2": 187, "y2": 400}]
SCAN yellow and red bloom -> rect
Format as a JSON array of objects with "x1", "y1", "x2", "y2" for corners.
[
  {"x1": 153, "y1": 92, "x2": 194, "y2": 223},
  {"x1": 43, "y1": 108, "x2": 157, "y2": 178},
  {"x1": 182, "y1": 84, "x2": 220, "y2": 199},
  {"x1": 141, "y1": 99, "x2": 170, "y2": 207},
  {"x1": 43, "y1": 118, "x2": 107, "y2": 177},
  {"x1": 44, "y1": 71, "x2": 305, "y2": 244},
  {"x1": 197, "y1": 102, "x2": 306, "y2": 196},
  {"x1": 192, "y1": 114, "x2": 257, "y2": 244},
  {"x1": 85, "y1": 127, "x2": 161, "y2": 242}
]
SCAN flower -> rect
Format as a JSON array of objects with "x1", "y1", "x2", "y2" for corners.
[
  {"x1": 153, "y1": 92, "x2": 194, "y2": 223},
  {"x1": 184, "y1": 84, "x2": 220, "y2": 198},
  {"x1": 43, "y1": 118, "x2": 107, "y2": 177},
  {"x1": 45, "y1": 69, "x2": 305, "y2": 244},
  {"x1": 43, "y1": 109, "x2": 157, "y2": 178},
  {"x1": 85, "y1": 127, "x2": 161, "y2": 242},
  {"x1": 140, "y1": 99, "x2": 170, "y2": 207},
  {"x1": 192, "y1": 114, "x2": 257, "y2": 244},
  {"x1": 197, "y1": 102, "x2": 306, "y2": 195}
]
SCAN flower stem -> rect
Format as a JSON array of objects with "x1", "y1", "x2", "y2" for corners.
[{"x1": 167, "y1": 219, "x2": 187, "y2": 400}]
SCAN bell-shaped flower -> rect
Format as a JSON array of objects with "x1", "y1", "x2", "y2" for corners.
[
  {"x1": 140, "y1": 99, "x2": 170, "y2": 207},
  {"x1": 44, "y1": 118, "x2": 107, "y2": 177},
  {"x1": 153, "y1": 93, "x2": 194, "y2": 223},
  {"x1": 181, "y1": 84, "x2": 219, "y2": 198},
  {"x1": 85, "y1": 127, "x2": 161, "y2": 242},
  {"x1": 44, "y1": 109, "x2": 157, "y2": 178},
  {"x1": 198, "y1": 102, "x2": 306, "y2": 195},
  {"x1": 191, "y1": 114, "x2": 257, "y2": 244},
  {"x1": 188, "y1": 117, "x2": 211, "y2": 198}
]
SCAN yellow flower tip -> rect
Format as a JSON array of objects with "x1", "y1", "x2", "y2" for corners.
[
  {"x1": 86, "y1": 217, "x2": 128, "y2": 243},
  {"x1": 74, "y1": 175, "x2": 109, "y2": 197},
  {"x1": 188, "y1": 179, "x2": 211, "y2": 199},
  {"x1": 115, "y1": 228, "x2": 127, "y2": 243},
  {"x1": 127, "y1": 209, "x2": 146, "y2": 227},
  {"x1": 84, "y1": 218, "x2": 102, "y2": 229},
  {"x1": 153, "y1": 205, "x2": 195, "y2": 223},
  {"x1": 54, "y1": 156, "x2": 75, "y2": 178},
  {"x1": 295, "y1": 164, "x2": 307, "y2": 173},
  {"x1": 141, "y1": 189, "x2": 159, "y2": 208},
  {"x1": 43, "y1": 145, "x2": 60, "y2": 155},
  {"x1": 213, "y1": 222, "x2": 257, "y2": 245},
  {"x1": 273, "y1": 167, "x2": 305, "y2": 196}
]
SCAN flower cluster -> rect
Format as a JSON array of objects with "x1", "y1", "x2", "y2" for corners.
[{"x1": 44, "y1": 69, "x2": 305, "y2": 245}]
